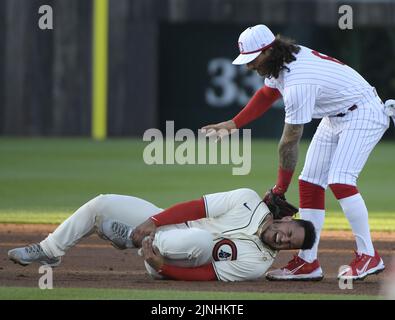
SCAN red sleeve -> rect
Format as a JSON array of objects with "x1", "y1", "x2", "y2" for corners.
[
  {"x1": 159, "y1": 263, "x2": 217, "y2": 281},
  {"x1": 150, "y1": 198, "x2": 206, "y2": 227},
  {"x1": 273, "y1": 167, "x2": 295, "y2": 194},
  {"x1": 232, "y1": 86, "x2": 281, "y2": 128}
]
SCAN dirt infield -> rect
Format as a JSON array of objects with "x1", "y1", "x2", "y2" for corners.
[{"x1": 1, "y1": 224, "x2": 394, "y2": 296}]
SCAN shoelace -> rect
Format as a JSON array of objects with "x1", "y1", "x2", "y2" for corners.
[
  {"x1": 112, "y1": 222, "x2": 129, "y2": 239},
  {"x1": 25, "y1": 243, "x2": 43, "y2": 254}
]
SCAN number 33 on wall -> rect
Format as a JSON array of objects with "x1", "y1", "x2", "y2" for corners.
[{"x1": 205, "y1": 58, "x2": 264, "y2": 108}]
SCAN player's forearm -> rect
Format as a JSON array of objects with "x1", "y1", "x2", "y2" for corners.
[
  {"x1": 150, "y1": 198, "x2": 206, "y2": 227},
  {"x1": 278, "y1": 139, "x2": 300, "y2": 171},
  {"x1": 274, "y1": 124, "x2": 304, "y2": 193},
  {"x1": 158, "y1": 263, "x2": 218, "y2": 281},
  {"x1": 232, "y1": 86, "x2": 281, "y2": 128},
  {"x1": 278, "y1": 123, "x2": 303, "y2": 171}
]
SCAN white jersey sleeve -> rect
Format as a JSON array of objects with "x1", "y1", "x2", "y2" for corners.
[
  {"x1": 203, "y1": 188, "x2": 261, "y2": 219},
  {"x1": 283, "y1": 84, "x2": 321, "y2": 124}
]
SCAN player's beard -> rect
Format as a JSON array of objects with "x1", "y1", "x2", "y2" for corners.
[
  {"x1": 256, "y1": 68, "x2": 267, "y2": 77},
  {"x1": 255, "y1": 61, "x2": 271, "y2": 77}
]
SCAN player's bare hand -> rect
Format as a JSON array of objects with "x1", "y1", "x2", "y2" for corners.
[
  {"x1": 131, "y1": 218, "x2": 157, "y2": 247},
  {"x1": 201, "y1": 120, "x2": 237, "y2": 142},
  {"x1": 141, "y1": 235, "x2": 164, "y2": 270}
]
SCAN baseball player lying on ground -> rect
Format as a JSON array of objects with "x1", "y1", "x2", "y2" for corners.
[{"x1": 8, "y1": 188, "x2": 315, "y2": 281}]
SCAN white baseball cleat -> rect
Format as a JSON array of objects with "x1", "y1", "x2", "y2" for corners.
[{"x1": 8, "y1": 243, "x2": 61, "y2": 267}]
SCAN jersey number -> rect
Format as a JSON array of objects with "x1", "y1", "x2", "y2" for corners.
[{"x1": 311, "y1": 50, "x2": 345, "y2": 65}]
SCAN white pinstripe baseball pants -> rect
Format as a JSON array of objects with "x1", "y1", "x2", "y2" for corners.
[
  {"x1": 40, "y1": 194, "x2": 214, "y2": 278},
  {"x1": 300, "y1": 90, "x2": 390, "y2": 188}
]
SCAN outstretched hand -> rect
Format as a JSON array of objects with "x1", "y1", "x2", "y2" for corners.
[
  {"x1": 201, "y1": 120, "x2": 237, "y2": 142},
  {"x1": 131, "y1": 218, "x2": 157, "y2": 247}
]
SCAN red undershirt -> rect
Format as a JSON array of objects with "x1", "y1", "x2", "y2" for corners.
[{"x1": 232, "y1": 86, "x2": 281, "y2": 128}]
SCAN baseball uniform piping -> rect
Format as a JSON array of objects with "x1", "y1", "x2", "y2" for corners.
[{"x1": 221, "y1": 201, "x2": 267, "y2": 234}]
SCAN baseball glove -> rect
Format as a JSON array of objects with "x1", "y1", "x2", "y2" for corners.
[{"x1": 263, "y1": 189, "x2": 298, "y2": 219}]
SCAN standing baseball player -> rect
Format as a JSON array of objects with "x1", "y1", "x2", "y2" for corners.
[
  {"x1": 8, "y1": 188, "x2": 315, "y2": 281},
  {"x1": 203, "y1": 24, "x2": 391, "y2": 281}
]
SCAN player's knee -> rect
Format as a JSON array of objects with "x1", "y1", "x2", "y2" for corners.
[
  {"x1": 328, "y1": 170, "x2": 357, "y2": 187},
  {"x1": 88, "y1": 194, "x2": 106, "y2": 209},
  {"x1": 178, "y1": 229, "x2": 213, "y2": 256},
  {"x1": 157, "y1": 228, "x2": 213, "y2": 263},
  {"x1": 189, "y1": 230, "x2": 214, "y2": 257},
  {"x1": 298, "y1": 174, "x2": 327, "y2": 189},
  {"x1": 85, "y1": 194, "x2": 112, "y2": 217}
]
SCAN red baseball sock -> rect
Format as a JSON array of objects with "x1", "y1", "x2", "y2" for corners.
[{"x1": 298, "y1": 180, "x2": 325, "y2": 263}]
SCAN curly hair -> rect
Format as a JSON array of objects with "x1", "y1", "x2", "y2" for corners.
[
  {"x1": 262, "y1": 35, "x2": 301, "y2": 79},
  {"x1": 295, "y1": 219, "x2": 316, "y2": 250}
]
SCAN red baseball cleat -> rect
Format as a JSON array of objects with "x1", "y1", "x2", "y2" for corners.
[
  {"x1": 338, "y1": 250, "x2": 385, "y2": 281},
  {"x1": 265, "y1": 255, "x2": 324, "y2": 281}
]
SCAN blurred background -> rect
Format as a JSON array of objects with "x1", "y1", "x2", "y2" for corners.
[{"x1": 0, "y1": 0, "x2": 394, "y2": 139}]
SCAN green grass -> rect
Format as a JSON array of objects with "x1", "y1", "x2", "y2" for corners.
[
  {"x1": 0, "y1": 287, "x2": 381, "y2": 300},
  {"x1": 0, "y1": 138, "x2": 394, "y2": 230},
  {"x1": 2, "y1": 210, "x2": 394, "y2": 231},
  {"x1": 0, "y1": 138, "x2": 393, "y2": 300}
]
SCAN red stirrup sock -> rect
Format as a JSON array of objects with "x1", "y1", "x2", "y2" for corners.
[
  {"x1": 298, "y1": 180, "x2": 325, "y2": 263},
  {"x1": 299, "y1": 180, "x2": 325, "y2": 209},
  {"x1": 329, "y1": 183, "x2": 358, "y2": 200}
]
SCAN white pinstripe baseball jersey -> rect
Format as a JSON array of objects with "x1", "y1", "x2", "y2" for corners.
[
  {"x1": 264, "y1": 45, "x2": 375, "y2": 124},
  {"x1": 268, "y1": 47, "x2": 392, "y2": 187}
]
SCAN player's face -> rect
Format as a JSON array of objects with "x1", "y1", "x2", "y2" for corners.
[
  {"x1": 261, "y1": 219, "x2": 305, "y2": 250},
  {"x1": 246, "y1": 48, "x2": 272, "y2": 76}
]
